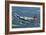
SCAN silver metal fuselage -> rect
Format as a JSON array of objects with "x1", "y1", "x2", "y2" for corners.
[{"x1": 20, "y1": 16, "x2": 34, "y2": 20}]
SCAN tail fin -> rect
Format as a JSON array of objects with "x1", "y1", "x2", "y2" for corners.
[{"x1": 15, "y1": 13, "x2": 20, "y2": 18}]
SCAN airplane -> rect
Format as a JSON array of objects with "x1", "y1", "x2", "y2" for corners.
[{"x1": 14, "y1": 13, "x2": 37, "y2": 22}]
